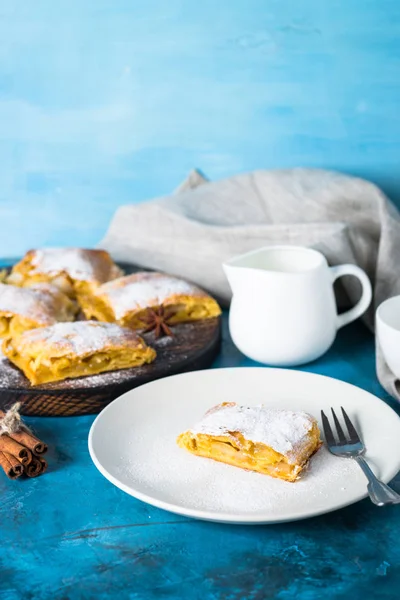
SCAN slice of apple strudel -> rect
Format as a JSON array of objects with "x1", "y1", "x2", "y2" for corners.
[
  {"x1": 2, "y1": 320, "x2": 156, "y2": 385},
  {"x1": 7, "y1": 248, "x2": 123, "y2": 300},
  {"x1": 177, "y1": 402, "x2": 322, "y2": 482},
  {"x1": 0, "y1": 282, "x2": 76, "y2": 339},
  {"x1": 80, "y1": 271, "x2": 221, "y2": 330}
]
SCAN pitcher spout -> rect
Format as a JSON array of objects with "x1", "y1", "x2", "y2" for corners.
[
  {"x1": 222, "y1": 262, "x2": 239, "y2": 293},
  {"x1": 222, "y1": 259, "x2": 261, "y2": 295}
]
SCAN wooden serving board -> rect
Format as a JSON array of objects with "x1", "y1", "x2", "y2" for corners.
[{"x1": 0, "y1": 264, "x2": 221, "y2": 416}]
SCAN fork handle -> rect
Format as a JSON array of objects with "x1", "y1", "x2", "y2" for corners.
[{"x1": 355, "y1": 456, "x2": 400, "y2": 506}]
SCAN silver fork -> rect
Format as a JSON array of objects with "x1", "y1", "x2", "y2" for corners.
[{"x1": 321, "y1": 407, "x2": 400, "y2": 506}]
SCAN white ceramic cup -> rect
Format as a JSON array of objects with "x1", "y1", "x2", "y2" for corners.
[
  {"x1": 376, "y1": 296, "x2": 400, "y2": 378},
  {"x1": 223, "y1": 245, "x2": 373, "y2": 366}
]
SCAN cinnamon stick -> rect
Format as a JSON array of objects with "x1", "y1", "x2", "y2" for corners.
[
  {"x1": 0, "y1": 451, "x2": 24, "y2": 479},
  {"x1": 39, "y1": 457, "x2": 48, "y2": 472},
  {"x1": 0, "y1": 435, "x2": 32, "y2": 465},
  {"x1": 25, "y1": 456, "x2": 46, "y2": 478},
  {"x1": 0, "y1": 411, "x2": 47, "y2": 455},
  {"x1": 25, "y1": 456, "x2": 44, "y2": 477},
  {"x1": 7, "y1": 430, "x2": 48, "y2": 455}
]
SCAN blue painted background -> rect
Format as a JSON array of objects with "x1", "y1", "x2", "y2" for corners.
[{"x1": 0, "y1": 0, "x2": 399, "y2": 257}]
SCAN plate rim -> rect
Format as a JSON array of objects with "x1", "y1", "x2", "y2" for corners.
[{"x1": 88, "y1": 366, "x2": 400, "y2": 524}]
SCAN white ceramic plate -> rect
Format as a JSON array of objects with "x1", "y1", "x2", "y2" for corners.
[{"x1": 88, "y1": 368, "x2": 400, "y2": 524}]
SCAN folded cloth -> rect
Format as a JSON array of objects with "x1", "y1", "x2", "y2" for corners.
[{"x1": 100, "y1": 168, "x2": 400, "y2": 400}]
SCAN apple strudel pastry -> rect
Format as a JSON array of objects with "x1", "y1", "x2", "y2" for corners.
[
  {"x1": 7, "y1": 248, "x2": 123, "y2": 300},
  {"x1": 2, "y1": 320, "x2": 156, "y2": 385},
  {"x1": 80, "y1": 272, "x2": 221, "y2": 329},
  {"x1": 177, "y1": 402, "x2": 322, "y2": 482},
  {"x1": 0, "y1": 283, "x2": 76, "y2": 339}
]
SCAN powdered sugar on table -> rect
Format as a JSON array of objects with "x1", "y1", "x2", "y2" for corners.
[{"x1": 190, "y1": 403, "x2": 315, "y2": 463}]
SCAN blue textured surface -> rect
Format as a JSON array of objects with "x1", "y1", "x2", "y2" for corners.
[
  {"x1": 1, "y1": 1, "x2": 400, "y2": 596},
  {"x1": 1, "y1": 0, "x2": 400, "y2": 257},
  {"x1": 1, "y1": 316, "x2": 399, "y2": 600}
]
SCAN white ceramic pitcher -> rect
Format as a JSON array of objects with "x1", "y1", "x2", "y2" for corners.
[{"x1": 223, "y1": 245, "x2": 372, "y2": 366}]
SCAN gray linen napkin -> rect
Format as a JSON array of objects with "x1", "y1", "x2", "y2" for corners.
[{"x1": 100, "y1": 168, "x2": 400, "y2": 400}]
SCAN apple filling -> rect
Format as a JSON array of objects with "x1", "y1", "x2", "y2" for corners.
[
  {"x1": 177, "y1": 404, "x2": 322, "y2": 482},
  {"x1": 3, "y1": 345, "x2": 154, "y2": 385},
  {"x1": 0, "y1": 315, "x2": 42, "y2": 338}
]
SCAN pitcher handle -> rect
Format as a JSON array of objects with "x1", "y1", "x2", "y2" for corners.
[{"x1": 330, "y1": 264, "x2": 373, "y2": 329}]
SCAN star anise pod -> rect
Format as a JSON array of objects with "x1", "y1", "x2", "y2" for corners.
[{"x1": 139, "y1": 305, "x2": 176, "y2": 338}]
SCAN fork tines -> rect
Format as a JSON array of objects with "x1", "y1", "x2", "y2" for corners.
[
  {"x1": 321, "y1": 407, "x2": 362, "y2": 446},
  {"x1": 340, "y1": 407, "x2": 361, "y2": 444}
]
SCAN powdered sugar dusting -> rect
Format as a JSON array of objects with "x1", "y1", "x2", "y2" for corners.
[
  {"x1": 98, "y1": 272, "x2": 203, "y2": 319},
  {"x1": 0, "y1": 283, "x2": 67, "y2": 325},
  {"x1": 0, "y1": 347, "x2": 24, "y2": 386},
  {"x1": 116, "y1": 424, "x2": 360, "y2": 516},
  {"x1": 31, "y1": 248, "x2": 98, "y2": 280},
  {"x1": 190, "y1": 403, "x2": 315, "y2": 463},
  {"x1": 13, "y1": 320, "x2": 145, "y2": 357},
  {"x1": 29, "y1": 248, "x2": 122, "y2": 282}
]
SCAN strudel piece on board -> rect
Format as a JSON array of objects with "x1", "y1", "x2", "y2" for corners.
[
  {"x1": 2, "y1": 320, "x2": 156, "y2": 385},
  {"x1": 80, "y1": 271, "x2": 221, "y2": 329},
  {"x1": 0, "y1": 282, "x2": 76, "y2": 339},
  {"x1": 7, "y1": 248, "x2": 123, "y2": 300}
]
